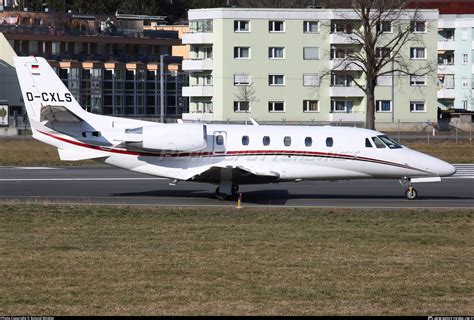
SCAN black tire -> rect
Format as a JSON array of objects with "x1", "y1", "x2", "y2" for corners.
[
  {"x1": 215, "y1": 187, "x2": 230, "y2": 201},
  {"x1": 405, "y1": 187, "x2": 417, "y2": 200}
]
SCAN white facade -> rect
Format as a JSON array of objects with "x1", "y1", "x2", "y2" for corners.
[{"x1": 438, "y1": 14, "x2": 474, "y2": 111}]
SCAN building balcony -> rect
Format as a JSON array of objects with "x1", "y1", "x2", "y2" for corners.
[
  {"x1": 438, "y1": 40, "x2": 455, "y2": 51},
  {"x1": 438, "y1": 88, "x2": 456, "y2": 99},
  {"x1": 182, "y1": 85, "x2": 213, "y2": 97},
  {"x1": 182, "y1": 58, "x2": 213, "y2": 71},
  {"x1": 329, "y1": 33, "x2": 360, "y2": 45},
  {"x1": 329, "y1": 86, "x2": 365, "y2": 97},
  {"x1": 438, "y1": 64, "x2": 455, "y2": 74},
  {"x1": 329, "y1": 111, "x2": 365, "y2": 122},
  {"x1": 182, "y1": 32, "x2": 213, "y2": 44},
  {"x1": 329, "y1": 59, "x2": 363, "y2": 71}
]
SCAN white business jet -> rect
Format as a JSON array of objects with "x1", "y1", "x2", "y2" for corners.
[{"x1": 14, "y1": 56, "x2": 456, "y2": 200}]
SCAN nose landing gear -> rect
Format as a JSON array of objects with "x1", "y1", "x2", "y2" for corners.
[{"x1": 400, "y1": 177, "x2": 418, "y2": 200}]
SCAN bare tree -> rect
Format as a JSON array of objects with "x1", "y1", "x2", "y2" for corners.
[
  {"x1": 234, "y1": 82, "x2": 257, "y2": 119},
  {"x1": 328, "y1": 0, "x2": 436, "y2": 129}
]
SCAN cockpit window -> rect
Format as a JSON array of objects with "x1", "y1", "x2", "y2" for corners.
[
  {"x1": 378, "y1": 135, "x2": 402, "y2": 149},
  {"x1": 372, "y1": 136, "x2": 386, "y2": 148},
  {"x1": 365, "y1": 138, "x2": 373, "y2": 148}
]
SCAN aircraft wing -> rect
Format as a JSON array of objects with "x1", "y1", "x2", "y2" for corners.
[{"x1": 188, "y1": 165, "x2": 280, "y2": 184}]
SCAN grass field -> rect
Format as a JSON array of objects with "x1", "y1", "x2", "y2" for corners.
[
  {"x1": 0, "y1": 205, "x2": 472, "y2": 315},
  {"x1": 0, "y1": 136, "x2": 472, "y2": 166}
]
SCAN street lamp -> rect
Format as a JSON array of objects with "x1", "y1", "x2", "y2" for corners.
[{"x1": 160, "y1": 54, "x2": 169, "y2": 123}]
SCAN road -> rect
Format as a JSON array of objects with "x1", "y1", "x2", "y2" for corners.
[{"x1": 0, "y1": 166, "x2": 473, "y2": 208}]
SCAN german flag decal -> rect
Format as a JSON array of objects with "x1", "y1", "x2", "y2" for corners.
[{"x1": 31, "y1": 64, "x2": 40, "y2": 75}]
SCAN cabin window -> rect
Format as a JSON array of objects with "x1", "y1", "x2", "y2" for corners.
[
  {"x1": 326, "y1": 137, "x2": 334, "y2": 147},
  {"x1": 216, "y1": 135, "x2": 224, "y2": 145},
  {"x1": 284, "y1": 136, "x2": 292, "y2": 146},
  {"x1": 242, "y1": 135, "x2": 249, "y2": 146},
  {"x1": 365, "y1": 138, "x2": 373, "y2": 148},
  {"x1": 372, "y1": 136, "x2": 386, "y2": 148},
  {"x1": 263, "y1": 136, "x2": 271, "y2": 146},
  {"x1": 305, "y1": 137, "x2": 312, "y2": 147}
]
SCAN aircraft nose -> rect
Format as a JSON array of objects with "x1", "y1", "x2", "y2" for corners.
[
  {"x1": 427, "y1": 158, "x2": 456, "y2": 177},
  {"x1": 437, "y1": 161, "x2": 456, "y2": 177}
]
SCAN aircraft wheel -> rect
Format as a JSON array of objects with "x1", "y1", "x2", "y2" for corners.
[
  {"x1": 215, "y1": 187, "x2": 230, "y2": 201},
  {"x1": 405, "y1": 187, "x2": 417, "y2": 200}
]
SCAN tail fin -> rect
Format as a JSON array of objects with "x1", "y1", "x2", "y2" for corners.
[{"x1": 13, "y1": 56, "x2": 91, "y2": 129}]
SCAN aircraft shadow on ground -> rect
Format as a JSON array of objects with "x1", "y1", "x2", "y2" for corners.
[{"x1": 113, "y1": 189, "x2": 474, "y2": 205}]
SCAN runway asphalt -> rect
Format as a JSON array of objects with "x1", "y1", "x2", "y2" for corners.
[{"x1": 0, "y1": 166, "x2": 473, "y2": 208}]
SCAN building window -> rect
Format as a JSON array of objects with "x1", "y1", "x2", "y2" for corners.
[
  {"x1": 462, "y1": 100, "x2": 468, "y2": 109},
  {"x1": 284, "y1": 136, "x2": 292, "y2": 146},
  {"x1": 331, "y1": 73, "x2": 353, "y2": 87},
  {"x1": 462, "y1": 79, "x2": 469, "y2": 88},
  {"x1": 326, "y1": 137, "x2": 334, "y2": 147},
  {"x1": 189, "y1": 19, "x2": 213, "y2": 33},
  {"x1": 234, "y1": 74, "x2": 251, "y2": 85},
  {"x1": 376, "y1": 100, "x2": 392, "y2": 112},
  {"x1": 234, "y1": 101, "x2": 250, "y2": 112},
  {"x1": 234, "y1": 47, "x2": 250, "y2": 59},
  {"x1": 242, "y1": 136, "x2": 250, "y2": 146},
  {"x1": 376, "y1": 21, "x2": 392, "y2": 33},
  {"x1": 268, "y1": 74, "x2": 285, "y2": 86},
  {"x1": 376, "y1": 47, "x2": 391, "y2": 59},
  {"x1": 303, "y1": 100, "x2": 319, "y2": 112},
  {"x1": 303, "y1": 47, "x2": 319, "y2": 60},
  {"x1": 410, "y1": 101, "x2": 426, "y2": 112},
  {"x1": 411, "y1": 21, "x2": 426, "y2": 33},
  {"x1": 234, "y1": 20, "x2": 250, "y2": 32},
  {"x1": 332, "y1": 21, "x2": 353, "y2": 33},
  {"x1": 303, "y1": 21, "x2": 319, "y2": 33},
  {"x1": 269, "y1": 47, "x2": 285, "y2": 59},
  {"x1": 268, "y1": 101, "x2": 285, "y2": 112},
  {"x1": 269, "y1": 20, "x2": 285, "y2": 32},
  {"x1": 263, "y1": 136, "x2": 271, "y2": 146},
  {"x1": 410, "y1": 47, "x2": 426, "y2": 59},
  {"x1": 331, "y1": 47, "x2": 354, "y2": 59},
  {"x1": 305, "y1": 137, "x2": 313, "y2": 147},
  {"x1": 462, "y1": 54, "x2": 469, "y2": 64},
  {"x1": 331, "y1": 100, "x2": 353, "y2": 112},
  {"x1": 303, "y1": 74, "x2": 320, "y2": 86},
  {"x1": 410, "y1": 75, "x2": 426, "y2": 86},
  {"x1": 377, "y1": 75, "x2": 392, "y2": 86}
]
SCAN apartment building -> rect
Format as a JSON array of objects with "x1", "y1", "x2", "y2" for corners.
[
  {"x1": 182, "y1": 8, "x2": 439, "y2": 124},
  {"x1": 0, "y1": 9, "x2": 188, "y2": 120},
  {"x1": 437, "y1": 15, "x2": 474, "y2": 111}
]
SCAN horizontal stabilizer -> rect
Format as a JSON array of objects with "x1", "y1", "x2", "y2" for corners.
[{"x1": 58, "y1": 148, "x2": 106, "y2": 161}]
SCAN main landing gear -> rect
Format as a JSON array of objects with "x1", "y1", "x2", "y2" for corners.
[
  {"x1": 215, "y1": 184, "x2": 239, "y2": 201},
  {"x1": 399, "y1": 177, "x2": 418, "y2": 200}
]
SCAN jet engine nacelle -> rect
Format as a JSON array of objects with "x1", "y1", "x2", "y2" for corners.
[{"x1": 140, "y1": 124, "x2": 208, "y2": 152}]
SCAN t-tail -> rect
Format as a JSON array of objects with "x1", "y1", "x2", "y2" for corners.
[
  {"x1": 14, "y1": 56, "x2": 95, "y2": 130},
  {"x1": 13, "y1": 56, "x2": 150, "y2": 160}
]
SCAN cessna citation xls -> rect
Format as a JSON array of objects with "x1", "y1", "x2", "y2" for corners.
[{"x1": 14, "y1": 57, "x2": 456, "y2": 200}]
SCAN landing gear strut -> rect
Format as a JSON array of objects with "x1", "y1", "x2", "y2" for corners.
[
  {"x1": 399, "y1": 177, "x2": 418, "y2": 200},
  {"x1": 215, "y1": 184, "x2": 239, "y2": 201}
]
